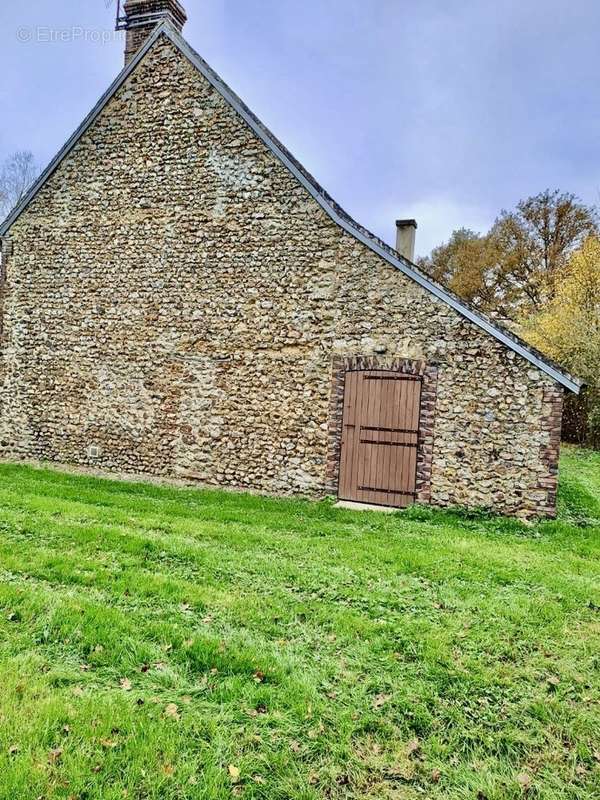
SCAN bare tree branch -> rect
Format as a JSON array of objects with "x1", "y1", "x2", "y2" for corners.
[{"x1": 0, "y1": 151, "x2": 39, "y2": 222}]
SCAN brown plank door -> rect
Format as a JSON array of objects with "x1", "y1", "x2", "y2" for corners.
[{"x1": 338, "y1": 370, "x2": 422, "y2": 508}]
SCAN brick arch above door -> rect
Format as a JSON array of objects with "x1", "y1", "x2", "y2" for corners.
[{"x1": 326, "y1": 356, "x2": 439, "y2": 505}]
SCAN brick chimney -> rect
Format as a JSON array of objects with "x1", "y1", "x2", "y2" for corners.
[
  {"x1": 395, "y1": 219, "x2": 417, "y2": 262},
  {"x1": 119, "y1": 0, "x2": 187, "y2": 65}
]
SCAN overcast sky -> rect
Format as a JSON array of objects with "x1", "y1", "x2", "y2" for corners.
[{"x1": 1, "y1": 0, "x2": 599, "y2": 256}]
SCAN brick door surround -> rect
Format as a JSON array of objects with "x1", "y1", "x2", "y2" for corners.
[{"x1": 326, "y1": 356, "x2": 439, "y2": 504}]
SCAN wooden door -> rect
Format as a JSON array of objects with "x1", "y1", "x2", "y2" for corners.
[{"x1": 338, "y1": 370, "x2": 422, "y2": 507}]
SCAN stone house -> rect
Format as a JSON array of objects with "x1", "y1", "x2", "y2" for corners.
[{"x1": 0, "y1": 0, "x2": 581, "y2": 518}]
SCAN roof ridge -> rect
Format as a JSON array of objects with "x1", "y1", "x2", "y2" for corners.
[{"x1": 0, "y1": 20, "x2": 582, "y2": 393}]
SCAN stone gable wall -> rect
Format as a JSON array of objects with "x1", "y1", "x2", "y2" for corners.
[{"x1": 0, "y1": 36, "x2": 563, "y2": 517}]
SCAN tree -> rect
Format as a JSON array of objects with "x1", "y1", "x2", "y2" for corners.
[
  {"x1": 491, "y1": 190, "x2": 597, "y2": 316},
  {"x1": 418, "y1": 228, "x2": 507, "y2": 316},
  {"x1": 524, "y1": 236, "x2": 600, "y2": 446},
  {"x1": 420, "y1": 191, "x2": 598, "y2": 320},
  {"x1": 0, "y1": 151, "x2": 39, "y2": 222}
]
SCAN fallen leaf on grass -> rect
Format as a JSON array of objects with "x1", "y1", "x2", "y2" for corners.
[
  {"x1": 373, "y1": 693, "x2": 392, "y2": 709},
  {"x1": 253, "y1": 671, "x2": 265, "y2": 683},
  {"x1": 164, "y1": 703, "x2": 180, "y2": 719},
  {"x1": 120, "y1": 678, "x2": 132, "y2": 691},
  {"x1": 228, "y1": 764, "x2": 240, "y2": 783},
  {"x1": 308, "y1": 722, "x2": 325, "y2": 740},
  {"x1": 100, "y1": 738, "x2": 118, "y2": 749},
  {"x1": 517, "y1": 773, "x2": 532, "y2": 791},
  {"x1": 547, "y1": 676, "x2": 560, "y2": 689},
  {"x1": 245, "y1": 705, "x2": 267, "y2": 718},
  {"x1": 406, "y1": 738, "x2": 420, "y2": 757},
  {"x1": 48, "y1": 747, "x2": 63, "y2": 764},
  {"x1": 431, "y1": 768, "x2": 441, "y2": 783}
]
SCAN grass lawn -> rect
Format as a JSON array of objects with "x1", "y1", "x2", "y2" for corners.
[{"x1": 0, "y1": 449, "x2": 598, "y2": 800}]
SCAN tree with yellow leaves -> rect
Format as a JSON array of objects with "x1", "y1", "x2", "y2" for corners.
[{"x1": 524, "y1": 236, "x2": 600, "y2": 446}]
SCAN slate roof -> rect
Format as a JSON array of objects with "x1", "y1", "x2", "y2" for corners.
[{"x1": 0, "y1": 21, "x2": 582, "y2": 394}]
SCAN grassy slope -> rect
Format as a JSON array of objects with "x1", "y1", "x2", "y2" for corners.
[{"x1": 0, "y1": 449, "x2": 598, "y2": 800}]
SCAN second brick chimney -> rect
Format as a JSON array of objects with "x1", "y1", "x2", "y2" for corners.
[{"x1": 119, "y1": 0, "x2": 188, "y2": 65}]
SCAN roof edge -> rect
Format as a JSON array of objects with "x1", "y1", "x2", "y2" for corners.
[
  {"x1": 167, "y1": 26, "x2": 582, "y2": 395},
  {"x1": 0, "y1": 22, "x2": 166, "y2": 237},
  {"x1": 0, "y1": 21, "x2": 583, "y2": 394}
]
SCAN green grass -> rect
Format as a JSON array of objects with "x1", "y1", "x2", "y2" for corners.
[{"x1": 0, "y1": 448, "x2": 598, "y2": 800}]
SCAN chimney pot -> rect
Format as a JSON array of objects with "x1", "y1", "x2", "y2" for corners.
[
  {"x1": 120, "y1": 0, "x2": 187, "y2": 65},
  {"x1": 396, "y1": 219, "x2": 417, "y2": 262}
]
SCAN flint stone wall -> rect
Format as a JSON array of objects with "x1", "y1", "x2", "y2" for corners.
[{"x1": 0, "y1": 36, "x2": 563, "y2": 518}]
